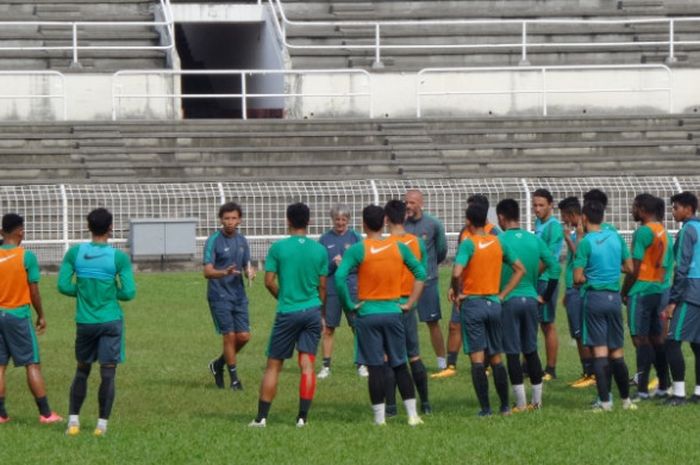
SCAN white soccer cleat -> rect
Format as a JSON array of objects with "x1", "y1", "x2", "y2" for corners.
[
  {"x1": 407, "y1": 415, "x2": 424, "y2": 427},
  {"x1": 622, "y1": 398, "x2": 638, "y2": 411},
  {"x1": 296, "y1": 418, "x2": 306, "y2": 428},
  {"x1": 248, "y1": 418, "x2": 266, "y2": 428},
  {"x1": 317, "y1": 367, "x2": 331, "y2": 379},
  {"x1": 357, "y1": 365, "x2": 369, "y2": 377}
]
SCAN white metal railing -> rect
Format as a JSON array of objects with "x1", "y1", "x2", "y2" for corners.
[
  {"x1": 416, "y1": 64, "x2": 674, "y2": 117},
  {"x1": 111, "y1": 69, "x2": 373, "y2": 120},
  {"x1": 268, "y1": 0, "x2": 700, "y2": 68},
  {"x1": 0, "y1": 71, "x2": 67, "y2": 120},
  {"x1": 0, "y1": 0, "x2": 174, "y2": 66}
]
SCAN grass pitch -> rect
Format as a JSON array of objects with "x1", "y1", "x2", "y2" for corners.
[{"x1": 2, "y1": 268, "x2": 699, "y2": 465}]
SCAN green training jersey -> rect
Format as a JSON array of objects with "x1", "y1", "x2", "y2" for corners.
[
  {"x1": 500, "y1": 228, "x2": 560, "y2": 301},
  {"x1": 264, "y1": 235, "x2": 329, "y2": 313},
  {"x1": 535, "y1": 216, "x2": 564, "y2": 281},
  {"x1": 629, "y1": 224, "x2": 665, "y2": 296}
]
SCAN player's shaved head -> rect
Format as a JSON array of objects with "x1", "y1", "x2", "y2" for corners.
[
  {"x1": 384, "y1": 199, "x2": 407, "y2": 225},
  {"x1": 404, "y1": 189, "x2": 424, "y2": 219},
  {"x1": 405, "y1": 189, "x2": 423, "y2": 203},
  {"x1": 363, "y1": 205, "x2": 385, "y2": 232},
  {"x1": 1, "y1": 213, "x2": 24, "y2": 236}
]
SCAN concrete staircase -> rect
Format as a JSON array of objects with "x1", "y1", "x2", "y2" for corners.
[
  {"x1": 1, "y1": 114, "x2": 699, "y2": 183},
  {"x1": 0, "y1": 0, "x2": 168, "y2": 71},
  {"x1": 279, "y1": 0, "x2": 700, "y2": 70}
]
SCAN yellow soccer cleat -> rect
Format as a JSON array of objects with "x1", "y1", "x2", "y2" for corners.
[
  {"x1": 65, "y1": 424, "x2": 80, "y2": 437},
  {"x1": 93, "y1": 427, "x2": 106, "y2": 437},
  {"x1": 569, "y1": 374, "x2": 588, "y2": 387},
  {"x1": 572, "y1": 375, "x2": 596, "y2": 389},
  {"x1": 430, "y1": 365, "x2": 457, "y2": 379},
  {"x1": 648, "y1": 377, "x2": 659, "y2": 392},
  {"x1": 511, "y1": 405, "x2": 529, "y2": 414}
]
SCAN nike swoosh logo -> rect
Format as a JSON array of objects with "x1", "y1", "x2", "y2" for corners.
[
  {"x1": 478, "y1": 241, "x2": 495, "y2": 249},
  {"x1": 595, "y1": 236, "x2": 610, "y2": 245},
  {"x1": 84, "y1": 253, "x2": 107, "y2": 260},
  {"x1": 404, "y1": 239, "x2": 415, "y2": 246},
  {"x1": 0, "y1": 255, "x2": 17, "y2": 263},
  {"x1": 656, "y1": 231, "x2": 664, "y2": 238},
  {"x1": 327, "y1": 244, "x2": 336, "y2": 249},
  {"x1": 370, "y1": 244, "x2": 392, "y2": 254}
]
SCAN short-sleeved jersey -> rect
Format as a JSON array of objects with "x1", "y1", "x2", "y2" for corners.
[
  {"x1": 535, "y1": 216, "x2": 564, "y2": 281},
  {"x1": 387, "y1": 233, "x2": 428, "y2": 297},
  {"x1": 573, "y1": 229, "x2": 630, "y2": 291},
  {"x1": 629, "y1": 222, "x2": 667, "y2": 295},
  {"x1": 58, "y1": 242, "x2": 136, "y2": 324},
  {"x1": 335, "y1": 238, "x2": 426, "y2": 316},
  {"x1": 319, "y1": 228, "x2": 362, "y2": 295},
  {"x1": 458, "y1": 222, "x2": 500, "y2": 244},
  {"x1": 405, "y1": 213, "x2": 447, "y2": 281},
  {"x1": 563, "y1": 228, "x2": 578, "y2": 289},
  {"x1": 0, "y1": 245, "x2": 40, "y2": 317},
  {"x1": 499, "y1": 228, "x2": 560, "y2": 301},
  {"x1": 264, "y1": 236, "x2": 328, "y2": 313},
  {"x1": 455, "y1": 234, "x2": 516, "y2": 300},
  {"x1": 203, "y1": 230, "x2": 250, "y2": 302}
]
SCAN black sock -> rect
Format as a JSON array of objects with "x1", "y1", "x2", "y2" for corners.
[
  {"x1": 228, "y1": 364, "x2": 239, "y2": 384},
  {"x1": 666, "y1": 339, "x2": 686, "y2": 382},
  {"x1": 0, "y1": 397, "x2": 7, "y2": 418},
  {"x1": 447, "y1": 351, "x2": 458, "y2": 367},
  {"x1": 636, "y1": 344, "x2": 654, "y2": 394},
  {"x1": 525, "y1": 351, "x2": 543, "y2": 385},
  {"x1": 213, "y1": 355, "x2": 225, "y2": 371},
  {"x1": 383, "y1": 363, "x2": 396, "y2": 408},
  {"x1": 506, "y1": 354, "x2": 524, "y2": 385},
  {"x1": 367, "y1": 365, "x2": 385, "y2": 405},
  {"x1": 69, "y1": 364, "x2": 91, "y2": 415},
  {"x1": 492, "y1": 363, "x2": 509, "y2": 409},
  {"x1": 35, "y1": 396, "x2": 51, "y2": 418},
  {"x1": 410, "y1": 359, "x2": 429, "y2": 404},
  {"x1": 298, "y1": 399, "x2": 312, "y2": 421},
  {"x1": 611, "y1": 357, "x2": 630, "y2": 399},
  {"x1": 256, "y1": 400, "x2": 271, "y2": 422},
  {"x1": 471, "y1": 363, "x2": 490, "y2": 412},
  {"x1": 393, "y1": 363, "x2": 416, "y2": 401},
  {"x1": 593, "y1": 357, "x2": 610, "y2": 402},
  {"x1": 582, "y1": 357, "x2": 594, "y2": 376},
  {"x1": 545, "y1": 365, "x2": 556, "y2": 377},
  {"x1": 653, "y1": 344, "x2": 670, "y2": 390},
  {"x1": 98, "y1": 366, "x2": 116, "y2": 419},
  {"x1": 691, "y1": 343, "x2": 700, "y2": 389},
  {"x1": 322, "y1": 357, "x2": 331, "y2": 369}
]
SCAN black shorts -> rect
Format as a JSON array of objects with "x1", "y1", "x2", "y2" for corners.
[
  {"x1": 355, "y1": 313, "x2": 407, "y2": 367},
  {"x1": 209, "y1": 298, "x2": 250, "y2": 334},
  {"x1": 75, "y1": 320, "x2": 124, "y2": 365},
  {"x1": 402, "y1": 306, "x2": 420, "y2": 359},
  {"x1": 266, "y1": 307, "x2": 322, "y2": 360},
  {"x1": 582, "y1": 291, "x2": 624, "y2": 349},
  {"x1": 0, "y1": 311, "x2": 39, "y2": 367},
  {"x1": 325, "y1": 292, "x2": 356, "y2": 329},
  {"x1": 501, "y1": 297, "x2": 539, "y2": 355},
  {"x1": 460, "y1": 298, "x2": 503, "y2": 355}
]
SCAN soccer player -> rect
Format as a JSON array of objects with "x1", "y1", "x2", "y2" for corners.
[
  {"x1": 58, "y1": 208, "x2": 136, "y2": 436},
  {"x1": 317, "y1": 204, "x2": 363, "y2": 379},
  {"x1": 204, "y1": 202, "x2": 255, "y2": 391},
  {"x1": 496, "y1": 199, "x2": 560, "y2": 411},
  {"x1": 404, "y1": 189, "x2": 448, "y2": 370},
  {"x1": 573, "y1": 201, "x2": 636, "y2": 412},
  {"x1": 0, "y1": 213, "x2": 62, "y2": 425},
  {"x1": 336, "y1": 204, "x2": 426, "y2": 426},
  {"x1": 384, "y1": 199, "x2": 431, "y2": 415},
  {"x1": 452, "y1": 203, "x2": 525, "y2": 416},
  {"x1": 620, "y1": 194, "x2": 668, "y2": 400},
  {"x1": 532, "y1": 188, "x2": 563, "y2": 380},
  {"x1": 558, "y1": 197, "x2": 596, "y2": 388},
  {"x1": 653, "y1": 196, "x2": 673, "y2": 397},
  {"x1": 250, "y1": 203, "x2": 328, "y2": 428},
  {"x1": 661, "y1": 191, "x2": 700, "y2": 406},
  {"x1": 583, "y1": 189, "x2": 616, "y2": 231}
]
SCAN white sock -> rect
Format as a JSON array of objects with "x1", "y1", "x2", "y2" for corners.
[
  {"x1": 532, "y1": 383, "x2": 543, "y2": 405},
  {"x1": 68, "y1": 415, "x2": 80, "y2": 426},
  {"x1": 601, "y1": 400, "x2": 613, "y2": 410},
  {"x1": 695, "y1": 385, "x2": 700, "y2": 396},
  {"x1": 403, "y1": 398, "x2": 418, "y2": 418},
  {"x1": 437, "y1": 357, "x2": 447, "y2": 370},
  {"x1": 372, "y1": 403, "x2": 385, "y2": 424},
  {"x1": 97, "y1": 418, "x2": 108, "y2": 431},
  {"x1": 673, "y1": 381, "x2": 686, "y2": 397},
  {"x1": 513, "y1": 384, "x2": 526, "y2": 408}
]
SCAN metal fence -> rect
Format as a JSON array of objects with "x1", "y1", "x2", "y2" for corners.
[{"x1": 0, "y1": 176, "x2": 695, "y2": 266}]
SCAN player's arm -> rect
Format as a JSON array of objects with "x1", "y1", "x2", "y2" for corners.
[
  {"x1": 435, "y1": 218, "x2": 448, "y2": 264},
  {"x1": 263, "y1": 243, "x2": 280, "y2": 299},
  {"x1": 115, "y1": 251, "x2": 136, "y2": 301},
  {"x1": 398, "y1": 242, "x2": 426, "y2": 310},
  {"x1": 573, "y1": 238, "x2": 591, "y2": 285},
  {"x1": 538, "y1": 238, "x2": 561, "y2": 303},
  {"x1": 451, "y1": 240, "x2": 473, "y2": 303},
  {"x1": 242, "y1": 237, "x2": 255, "y2": 281},
  {"x1": 264, "y1": 272, "x2": 279, "y2": 299},
  {"x1": 202, "y1": 236, "x2": 238, "y2": 279},
  {"x1": 25, "y1": 251, "x2": 46, "y2": 334},
  {"x1": 498, "y1": 241, "x2": 525, "y2": 301},
  {"x1": 620, "y1": 234, "x2": 634, "y2": 275},
  {"x1": 317, "y1": 252, "x2": 329, "y2": 310},
  {"x1": 621, "y1": 227, "x2": 648, "y2": 298},
  {"x1": 57, "y1": 245, "x2": 78, "y2": 297},
  {"x1": 335, "y1": 243, "x2": 363, "y2": 311}
]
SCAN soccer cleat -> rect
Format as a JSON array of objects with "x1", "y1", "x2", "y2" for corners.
[
  {"x1": 209, "y1": 359, "x2": 225, "y2": 389},
  {"x1": 511, "y1": 405, "x2": 529, "y2": 414},
  {"x1": 477, "y1": 409, "x2": 493, "y2": 417},
  {"x1": 590, "y1": 402, "x2": 613, "y2": 413},
  {"x1": 652, "y1": 389, "x2": 670, "y2": 400},
  {"x1": 296, "y1": 418, "x2": 306, "y2": 428},
  {"x1": 622, "y1": 398, "x2": 638, "y2": 410},
  {"x1": 317, "y1": 366, "x2": 331, "y2": 379},
  {"x1": 499, "y1": 405, "x2": 512, "y2": 416},
  {"x1": 385, "y1": 404, "x2": 397, "y2": 418},
  {"x1": 663, "y1": 396, "x2": 686, "y2": 407},
  {"x1": 0, "y1": 416, "x2": 10, "y2": 424},
  {"x1": 527, "y1": 403, "x2": 542, "y2": 411},
  {"x1": 421, "y1": 402, "x2": 432, "y2": 415},
  {"x1": 568, "y1": 374, "x2": 588, "y2": 386},
  {"x1": 65, "y1": 424, "x2": 80, "y2": 436},
  {"x1": 647, "y1": 377, "x2": 659, "y2": 392},
  {"x1": 571, "y1": 374, "x2": 596, "y2": 389},
  {"x1": 230, "y1": 380, "x2": 244, "y2": 391},
  {"x1": 629, "y1": 372, "x2": 639, "y2": 387},
  {"x1": 357, "y1": 365, "x2": 369, "y2": 378},
  {"x1": 374, "y1": 420, "x2": 386, "y2": 426},
  {"x1": 543, "y1": 371, "x2": 556, "y2": 382},
  {"x1": 689, "y1": 394, "x2": 700, "y2": 404},
  {"x1": 631, "y1": 392, "x2": 650, "y2": 403},
  {"x1": 248, "y1": 418, "x2": 267, "y2": 428},
  {"x1": 407, "y1": 415, "x2": 424, "y2": 427},
  {"x1": 39, "y1": 412, "x2": 63, "y2": 424},
  {"x1": 93, "y1": 427, "x2": 107, "y2": 437},
  {"x1": 430, "y1": 365, "x2": 457, "y2": 379}
]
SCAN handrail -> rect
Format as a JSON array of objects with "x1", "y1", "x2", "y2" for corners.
[
  {"x1": 0, "y1": 71, "x2": 67, "y2": 120},
  {"x1": 267, "y1": 0, "x2": 700, "y2": 67},
  {"x1": 416, "y1": 64, "x2": 673, "y2": 117},
  {"x1": 111, "y1": 69, "x2": 373, "y2": 120},
  {"x1": 0, "y1": 0, "x2": 175, "y2": 66}
]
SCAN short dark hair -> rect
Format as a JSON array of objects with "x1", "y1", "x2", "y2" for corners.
[
  {"x1": 654, "y1": 197, "x2": 666, "y2": 221},
  {"x1": 467, "y1": 194, "x2": 489, "y2": 210},
  {"x1": 532, "y1": 188, "x2": 554, "y2": 204},
  {"x1": 584, "y1": 189, "x2": 608, "y2": 209},
  {"x1": 496, "y1": 199, "x2": 519, "y2": 222},
  {"x1": 384, "y1": 199, "x2": 406, "y2": 225},
  {"x1": 558, "y1": 196, "x2": 581, "y2": 216},
  {"x1": 633, "y1": 193, "x2": 658, "y2": 216},
  {"x1": 1, "y1": 213, "x2": 24, "y2": 234},
  {"x1": 87, "y1": 208, "x2": 113, "y2": 236},
  {"x1": 218, "y1": 202, "x2": 242, "y2": 218},
  {"x1": 582, "y1": 201, "x2": 605, "y2": 225},
  {"x1": 286, "y1": 203, "x2": 310, "y2": 229},
  {"x1": 363, "y1": 205, "x2": 385, "y2": 232},
  {"x1": 670, "y1": 191, "x2": 698, "y2": 213},
  {"x1": 466, "y1": 203, "x2": 488, "y2": 228}
]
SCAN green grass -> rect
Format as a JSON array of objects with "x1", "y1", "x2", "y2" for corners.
[{"x1": 2, "y1": 268, "x2": 699, "y2": 465}]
